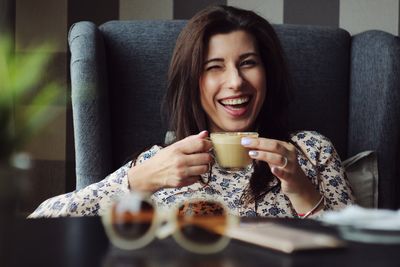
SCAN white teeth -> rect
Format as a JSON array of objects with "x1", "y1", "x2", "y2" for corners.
[{"x1": 220, "y1": 96, "x2": 250, "y2": 105}]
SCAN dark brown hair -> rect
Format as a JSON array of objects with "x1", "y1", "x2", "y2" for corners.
[{"x1": 164, "y1": 5, "x2": 292, "y2": 204}]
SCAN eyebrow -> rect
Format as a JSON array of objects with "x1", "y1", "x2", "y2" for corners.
[{"x1": 203, "y1": 52, "x2": 259, "y2": 65}]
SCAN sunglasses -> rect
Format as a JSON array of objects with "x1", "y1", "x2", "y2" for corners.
[{"x1": 102, "y1": 192, "x2": 239, "y2": 254}]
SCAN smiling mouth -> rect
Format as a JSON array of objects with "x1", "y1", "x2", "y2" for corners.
[{"x1": 219, "y1": 95, "x2": 251, "y2": 109}]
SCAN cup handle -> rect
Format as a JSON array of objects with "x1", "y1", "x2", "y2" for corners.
[{"x1": 203, "y1": 137, "x2": 215, "y2": 157}]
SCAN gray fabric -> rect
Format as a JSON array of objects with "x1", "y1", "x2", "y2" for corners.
[
  {"x1": 348, "y1": 30, "x2": 400, "y2": 209},
  {"x1": 69, "y1": 22, "x2": 113, "y2": 189},
  {"x1": 275, "y1": 24, "x2": 350, "y2": 158},
  {"x1": 98, "y1": 21, "x2": 186, "y2": 168},
  {"x1": 343, "y1": 150, "x2": 378, "y2": 208},
  {"x1": 68, "y1": 21, "x2": 400, "y2": 209}
]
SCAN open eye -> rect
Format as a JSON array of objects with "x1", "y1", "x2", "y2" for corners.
[{"x1": 240, "y1": 59, "x2": 257, "y2": 67}]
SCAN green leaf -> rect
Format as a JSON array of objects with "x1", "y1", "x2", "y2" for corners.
[{"x1": 0, "y1": 35, "x2": 64, "y2": 161}]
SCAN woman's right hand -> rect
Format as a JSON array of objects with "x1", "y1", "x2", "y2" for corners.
[{"x1": 128, "y1": 130, "x2": 213, "y2": 192}]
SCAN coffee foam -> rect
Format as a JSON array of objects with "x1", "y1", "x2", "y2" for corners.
[
  {"x1": 211, "y1": 136, "x2": 243, "y2": 144},
  {"x1": 210, "y1": 132, "x2": 258, "y2": 144}
]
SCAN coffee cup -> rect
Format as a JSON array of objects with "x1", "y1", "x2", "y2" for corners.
[{"x1": 210, "y1": 132, "x2": 258, "y2": 171}]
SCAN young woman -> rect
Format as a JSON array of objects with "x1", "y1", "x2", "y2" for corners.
[{"x1": 29, "y1": 5, "x2": 354, "y2": 219}]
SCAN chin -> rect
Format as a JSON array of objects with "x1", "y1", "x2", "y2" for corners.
[{"x1": 221, "y1": 123, "x2": 254, "y2": 132}]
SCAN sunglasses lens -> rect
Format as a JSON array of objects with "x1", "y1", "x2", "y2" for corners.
[
  {"x1": 111, "y1": 199, "x2": 154, "y2": 240},
  {"x1": 176, "y1": 200, "x2": 227, "y2": 244}
]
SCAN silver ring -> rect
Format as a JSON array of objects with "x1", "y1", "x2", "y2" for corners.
[{"x1": 278, "y1": 156, "x2": 288, "y2": 169}]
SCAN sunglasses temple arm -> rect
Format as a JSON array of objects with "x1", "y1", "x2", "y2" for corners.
[{"x1": 156, "y1": 222, "x2": 177, "y2": 240}]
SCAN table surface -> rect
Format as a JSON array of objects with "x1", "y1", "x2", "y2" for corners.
[{"x1": 3, "y1": 216, "x2": 400, "y2": 267}]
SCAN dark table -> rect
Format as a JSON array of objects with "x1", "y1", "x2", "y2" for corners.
[{"x1": 4, "y1": 217, "x2": 400, "y2": 267}]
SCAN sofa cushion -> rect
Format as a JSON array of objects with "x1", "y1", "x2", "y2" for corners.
[{"x1": 343, "y1": 150, "x2": 378, "y2": 208}]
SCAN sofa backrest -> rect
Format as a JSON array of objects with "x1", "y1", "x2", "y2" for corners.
[
  {"x1": 70, "y1": 20, "x2": 400, "y2": 209},
  {"x1": 98, "y1": 21, "x2": 350, "y2": 166}
]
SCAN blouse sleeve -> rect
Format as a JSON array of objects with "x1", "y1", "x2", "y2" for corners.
[
  {"x1": 28, "y1": 145, "x2": 162, "y2": 218},
  {"x1": 292, "y1": 131, "x2": 355, "y2": 219}
]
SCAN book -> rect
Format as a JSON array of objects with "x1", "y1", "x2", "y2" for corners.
[{"x1": 226, "y1": 221, "x2": 345, "y2": 253}]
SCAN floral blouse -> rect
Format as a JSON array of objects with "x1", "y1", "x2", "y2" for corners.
[{"x1": 28, "y1": 131, "x2": 355, "y2": 219}]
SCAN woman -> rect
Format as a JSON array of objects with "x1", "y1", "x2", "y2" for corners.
[{"x1": 29, "y1": 5, "x2": 354, "y2": 219}]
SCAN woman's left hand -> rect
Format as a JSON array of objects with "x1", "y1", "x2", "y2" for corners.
[
  {"x1": 241, "y1": 137, "x2": 306, "y2": 193},
  {"x1": 241, "y1": 137, "x2": 322, "y2": 213}
]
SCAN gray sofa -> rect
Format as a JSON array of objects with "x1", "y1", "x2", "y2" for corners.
[{"x1": 69, "y1": 20, "x2": 400, "y2": 209}]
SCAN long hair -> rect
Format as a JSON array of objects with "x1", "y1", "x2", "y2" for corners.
[{"x1": 163, "y1": 5, "x2": 292, "y2": 204}]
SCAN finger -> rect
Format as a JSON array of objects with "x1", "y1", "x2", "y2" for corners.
[
  {"x1": 271, "y1": 166, "x2": 290, "y2": 181},
  {"x1": 186, "y1": 165, "x2": 210, "y2": 176},
  {"x1": 248, "y1": 150, "x2": 287, "y2": 167},
  {"x1": 197, "y1": 130, "x2": 209, "y2": 139},
  {"x1": 164, "y1": 175, "x2": 199, "y2": 188},
  {"x1": 178, "y1": 131, "x2": 213, "y2": 154},
  {"x1": 184, "y1": 153, "x2": 213, "y2": 166},
  {"x1": 241, "y1": 137, "x2": 289, "y2": 155}
]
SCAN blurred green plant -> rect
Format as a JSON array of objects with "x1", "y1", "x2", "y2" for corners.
[{"x1": 0, "y1": 36, "x2": 63, "y2": 162}]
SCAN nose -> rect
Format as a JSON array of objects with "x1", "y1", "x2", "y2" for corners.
[{"x1": 225, "y1": 66, "x2": 244, "y2": 90}]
